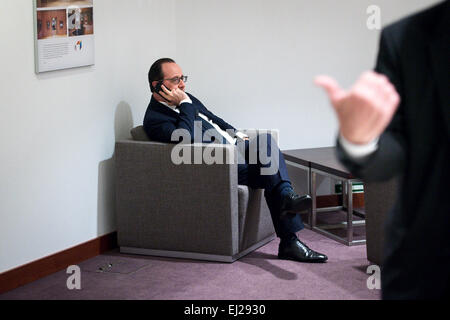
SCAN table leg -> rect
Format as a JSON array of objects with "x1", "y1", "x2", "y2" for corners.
[
  {"x1": 311, "y1": 171, "x2": 317, "y2": 228},
  {"x1": 342, "y1": 180, "x2": 347, "y2": 209},
  {"x1": 305, "y1": 167, "x2": 312, "y2": 228},
  {"x1": 347, "y1": 180, "x2": 354, "y2": 244}
]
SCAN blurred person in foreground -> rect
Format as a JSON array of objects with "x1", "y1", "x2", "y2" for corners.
[{"x1": 316, "y1": 1, "x2": 449, "y2": 299}]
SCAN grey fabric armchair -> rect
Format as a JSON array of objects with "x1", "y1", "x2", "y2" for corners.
[{"x1": 114, "y1": 126, "x2": 276, "y2": 263}]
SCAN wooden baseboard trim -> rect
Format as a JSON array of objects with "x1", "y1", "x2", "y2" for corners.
[
  {"x1": 0, "y1": 232, "x2": 118, "y2": 295},
  {"x1": 317, "y1": 193, "x2": 365, "y2": 209}
]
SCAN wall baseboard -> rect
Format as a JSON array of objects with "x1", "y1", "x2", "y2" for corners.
[{"x1": 0, "y1": 232, "x2": 117, "y2": 295}]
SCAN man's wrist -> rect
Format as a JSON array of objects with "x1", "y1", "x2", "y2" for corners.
[
  {"x1": 179, "y1": 96, "x2": 192, "y2": 106},
  {"x1": 339, "y1": 134, "x2": 379, "y2": 160}
]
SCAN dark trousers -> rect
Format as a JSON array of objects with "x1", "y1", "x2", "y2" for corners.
[{"x1": 237, "y1": 134, "x2": 304, "y2": 239}]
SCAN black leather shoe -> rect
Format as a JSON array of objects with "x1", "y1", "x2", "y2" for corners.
[
  {"x1": 280, "y1": 191, "x2": 312, "y2": 218},
  {"x1": 278, "y1": 238, "x2": 328, "y2": 263}
]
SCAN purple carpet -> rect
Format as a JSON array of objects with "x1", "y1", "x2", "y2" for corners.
[{"x1": 0, "y1": 228, "x2": 380, "y2": 300}]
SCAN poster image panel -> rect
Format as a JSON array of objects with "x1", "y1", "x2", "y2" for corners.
[
  {"x1": 36, "y1": 0, "x2": 93, "y2": 9},
  {"x1": 34, "y1": 0, "x2": 95, "y2": 73},
  {"x1": 68, "y1": 7, "x2": 94, "y2": 37},
  {"x1": 37, "y1": 9, "x2": 67, "y2": 40}
]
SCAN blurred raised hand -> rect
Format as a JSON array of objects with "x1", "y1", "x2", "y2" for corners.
[{"x1": 315, "y1": 71, "x2": 400, "y2": 145}]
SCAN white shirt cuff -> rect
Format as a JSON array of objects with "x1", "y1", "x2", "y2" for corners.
[
  {"x1": 179, "y1": 96, "x2": 192, "y2": 105},
  {"x1": 339, "y1": 134, "x2": 379, "y2": 159}
]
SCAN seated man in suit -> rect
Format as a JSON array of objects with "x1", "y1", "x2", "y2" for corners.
[{"x1": 144, "y1": 58, "x2": 327, "y2": 263}]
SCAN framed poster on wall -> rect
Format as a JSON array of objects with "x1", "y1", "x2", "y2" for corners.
[{"x1": 33, "y1": 0, "x2": 95, "y2": 73}]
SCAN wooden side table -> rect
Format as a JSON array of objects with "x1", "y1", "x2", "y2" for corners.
[{"x1": 284, "y1": 147, "x2": 365, "y2": 246}]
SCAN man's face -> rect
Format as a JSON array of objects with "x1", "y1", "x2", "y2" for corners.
[{"x1": 159, "y1": 62, "x2": 186, "y2": 92}]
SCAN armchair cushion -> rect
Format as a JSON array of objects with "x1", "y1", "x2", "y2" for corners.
[{"x1": 131, "y1": 126, "x2": 150, "y2": 142}]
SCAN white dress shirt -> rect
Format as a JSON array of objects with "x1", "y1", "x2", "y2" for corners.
[{"x1": 155, "y1": 94, "x2": 248, "y2": 144}]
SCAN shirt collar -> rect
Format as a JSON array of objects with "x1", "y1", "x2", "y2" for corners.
[{"x1": 153, "y1": 94, "x2": 178, "y2": 111}]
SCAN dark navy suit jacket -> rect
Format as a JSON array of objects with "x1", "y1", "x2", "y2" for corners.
[{"x1": 143, "y1": 93, "x2": 237, "y2": 144}]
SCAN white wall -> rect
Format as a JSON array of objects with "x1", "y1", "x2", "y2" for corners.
[
  {"x1": 0, "y1": 0, "x2": 177, "y2": 273},
  {"x1": 175, "y1": 0, "x2": 442, "y2": 150},
  {"x1": 0, "y1": 0, "x2": 441, "y2": 274},
  {"x1": 175, "y1": 0, "x2": 441, "y2": 196}
]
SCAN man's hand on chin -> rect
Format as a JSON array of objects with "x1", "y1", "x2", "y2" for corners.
[{"x1": 159, "y1": 86, "x2": 189, "y2": 106}]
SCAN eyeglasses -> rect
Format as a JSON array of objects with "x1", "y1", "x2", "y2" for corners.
[{"x1": 163, "y1": 75, "x2": 188, "y2": 85}]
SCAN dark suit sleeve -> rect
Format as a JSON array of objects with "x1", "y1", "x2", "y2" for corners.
[
  {"x1": 207, "y1": 111, "x2": 236, "y2": 132},
  {"x1": 146, "y1": 102, "x2": 198, "y2": 143},
  {"x1": 191, "y1": 95, "x2": 236, "y2": 132},
  {"x1": 337, "y1": 28, "x2": 407, "y2": 182},
  {"x1": 146, "y1": 118, "x2": 176, "y2": 143}
]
